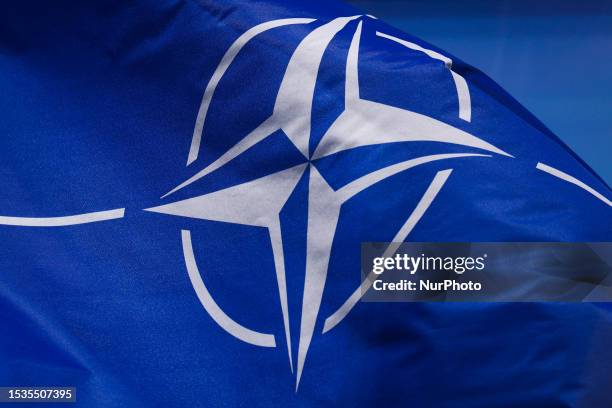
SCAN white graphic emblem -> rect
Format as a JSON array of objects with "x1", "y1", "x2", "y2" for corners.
[{"x1": 145, "y1": 15, "x2": 511, "y2": 389}]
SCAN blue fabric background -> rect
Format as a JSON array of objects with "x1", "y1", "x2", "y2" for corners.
[{"x1": 0, "y1": 0, "x2": 611, "y2": 406}]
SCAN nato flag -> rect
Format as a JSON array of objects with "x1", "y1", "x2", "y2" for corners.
[{"x1": 0, "y1": 0, "x2": 611, "y2": 406}]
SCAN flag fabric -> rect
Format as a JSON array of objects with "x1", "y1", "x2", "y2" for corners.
[{"x1": 1, "y1": 0, "x2": 611, "y2": 406}]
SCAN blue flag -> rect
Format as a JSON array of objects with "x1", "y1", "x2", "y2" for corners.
[{"x1": 1, "y1": 0, "x2": 611, "y2": 406}]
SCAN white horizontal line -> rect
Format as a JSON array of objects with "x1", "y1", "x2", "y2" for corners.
[
  {"x1": 536, "y1": 162, "x2": 611, "y2": 207},
  {"x1": 0, "y1": 208, "x2": 125, "y2": 227}
]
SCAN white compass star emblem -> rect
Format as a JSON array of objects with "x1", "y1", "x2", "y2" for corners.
[{"x1": 145, "y1": 15, "x2": 510, "y2": 389}]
